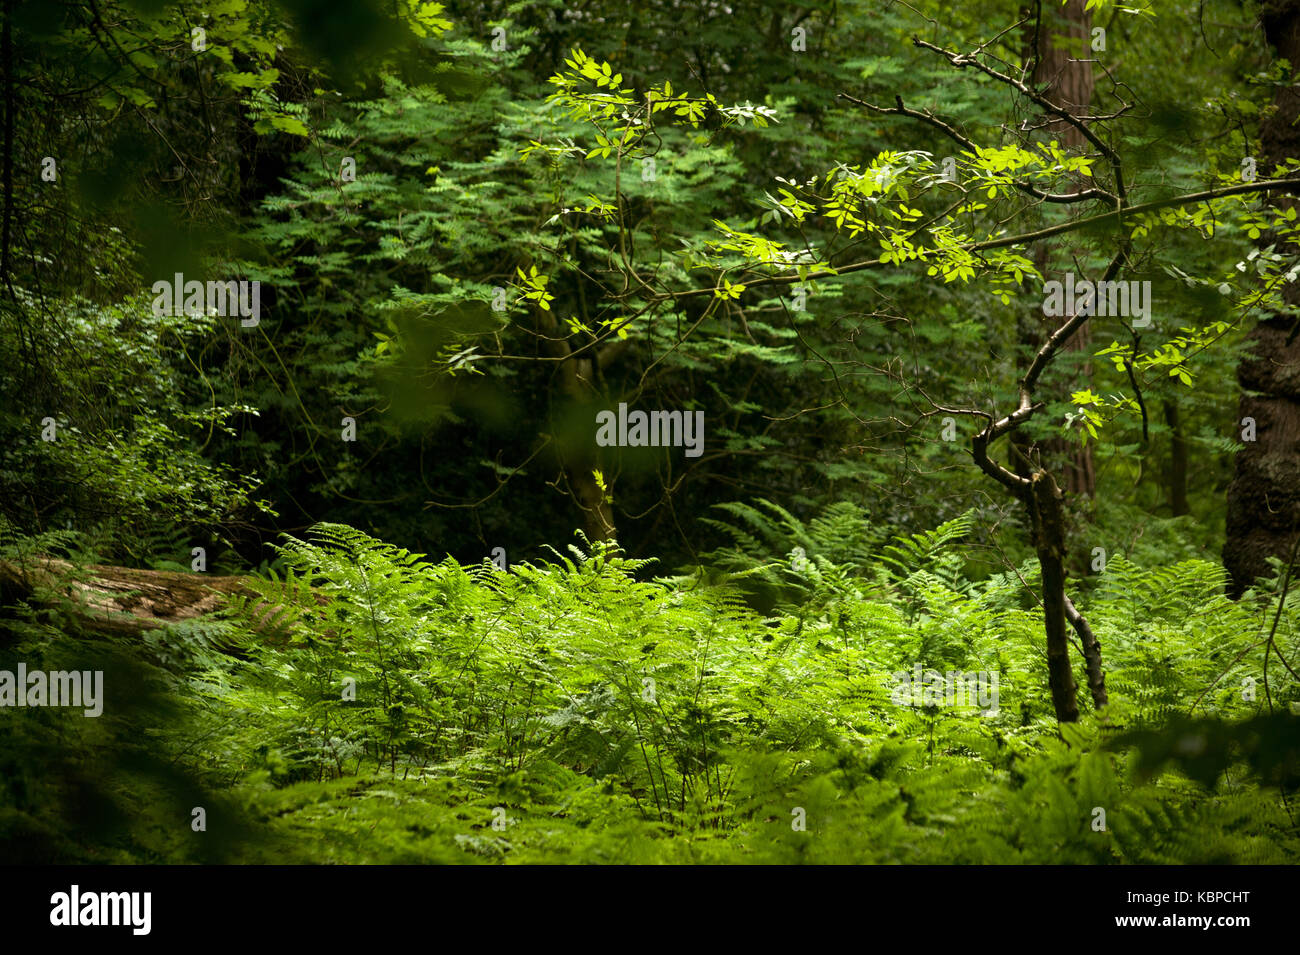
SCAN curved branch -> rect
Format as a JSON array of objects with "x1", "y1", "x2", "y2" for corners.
[{"x1": 664, "y1": 177, "x2": 1300, "y2": 303}]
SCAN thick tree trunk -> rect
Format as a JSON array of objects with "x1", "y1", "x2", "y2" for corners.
[{"x1": 1224, "y1": 0, "x2": 1300, "y2": 596}]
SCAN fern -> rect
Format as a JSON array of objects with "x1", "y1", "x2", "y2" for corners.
[{"x1": 8, "y1": 516, "x2": 1293, "y2": 863}]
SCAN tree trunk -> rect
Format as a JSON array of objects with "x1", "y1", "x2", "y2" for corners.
[
  {"x1": 1224, "y1": 0, "x2": 1300, "y2": 596},
  {"x1": 1027, "y1": 0, "x2": 1098, "y2": 499},
  {"x1": 1026, "y1": 471, "x2": 1081, "y2": 722},
  {"x1": 1002, "y1": 0, "x2": 1105, "y2": 722},
  {"x1": 1065, "y1": 593, "x2": 1107, "y2": 709}
]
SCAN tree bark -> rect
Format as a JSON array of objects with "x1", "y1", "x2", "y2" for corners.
[
  {"x1": 1026, "y1": 471, "x2": 1081, "y2": 722},
  {"x1": 1224, "y1": 0, "x2": 1300, "y2": 596},
  {"x1": 1001, "y1": 0, "x2": 1102, "y2": 722},
  {"x1": 1027, "y1": 0, "x2": 1098, "y2": 499},
  {"x1": 1065, "y1": 593, "x2": 1107, "y2": 709},
  {"x1": 0, "y1": 557, "x2": 268, "y2": 642}
]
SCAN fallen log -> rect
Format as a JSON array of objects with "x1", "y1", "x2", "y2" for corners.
[{"x1": 0, "y1": 556, "x2": 259, "y2": 639}]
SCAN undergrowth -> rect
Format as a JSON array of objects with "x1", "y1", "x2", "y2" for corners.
[{"x1": 1, "y1": 507, "x2": 1297, "y2": 864}]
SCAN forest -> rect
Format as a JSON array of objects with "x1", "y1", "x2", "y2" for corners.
[{"x1": 1, "y1": 0, "x2": 1298, "y2": 871}]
